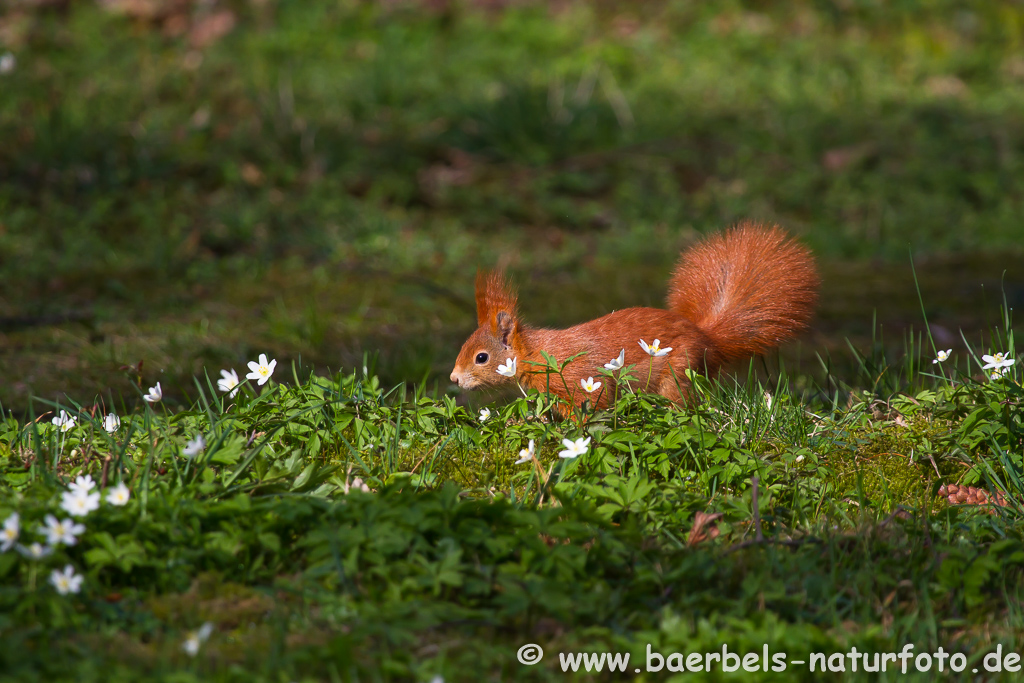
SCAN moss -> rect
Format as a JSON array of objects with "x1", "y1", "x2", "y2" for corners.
[{"x1": 828, "y1": 420, "x2": 969, "y2": 511}]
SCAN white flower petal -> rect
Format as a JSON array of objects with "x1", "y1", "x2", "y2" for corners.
[
  {"x1": 183, "y1": 435, "x2": 206, "y2": 458},
  {"x1": 106, "y1": 482, "x2": 131, "y2": 506},
  {"x1": 69, "y1": 475, "x2": 96, "y2": 494},
  {"x1": 496, "y1": 357, "x2": 517, "y2": 377},
  {"x1": 17, "y1": 542, "x2": 52, "y2": 559},
  {"x1": 515, "y1": 439, "x2": 535, "y2": 464},
  {"x1": 50, "y1": 565, "x2": 83, "y2": 595},
  {"x1": 183, "y1": 636, "x2": 200, "y2": 657},
  {"x1": 60, "y1": 490, "x2": 101, "y2": 518},
  {"x1": 218, "y1": 369, "x2": 241, "y2": 397},
  {"x1": 0, "y1": 513, "x2": 19, "y2": 552},
  {"x1": 558, "y1": 436, "x2": 590, "y2": 459},
  {"x1": 43, "y1": 515, "x2": 86, "y2": 545},
  {"x1": 143, "y1": 382, "x2": 163, "y2": 403},
  {"x1": 604, "y1": 349, "x2": 626, "y2": 371}
]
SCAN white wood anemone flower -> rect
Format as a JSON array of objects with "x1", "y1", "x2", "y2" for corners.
[
  {"x1": 982, "y1": 352, "x2": 1015, "y2": 370},
  {"x1": 515, "y1": 439, "x2": 536, "y2": 465},
  {"x1": 218, "y1": 369, "x2": 241, "y2": 397},
  {"x1": 42, "y1": 515, "x2": 85, "y2": 546},
  {"x1": 604, "y1": 349, "x2": 625, "y2": 371},
  {"x1": 639, "y1": 339, "x2": 672, "y2": 357},
  {"x1": 143, "y1": 382, "x2": 163, "y2": 403},
  {"x1": 932, "y1": 349, "x2": 952, "y2": 364},
  {"x1": 106, "y1": 482, "x2": 131, "y2": 506},
  {"x1": 50, "y1": 565, "x2": 84, "y2": 595},
  {"x1": 496, "y1": 357, "x2": 517, "y2": 377},
  {"x1": 60, "y1": 488, "x2": 101, "y2": 517},
  {"x1": 68, "y1": 475, "x2": 96, "y2": 496},
  {"x1": 183, "y1": 435, "x2": 206, "y2": 458},
  {"x1": 580, "y1": 377, "x2": 602, "y2": 393},
  {"x1": 17, "y1": 542, "x2": 53, "y2": 559},
  {"x1": 990, "y1": 367, "x2": 1010, "y2": 381},
  {"x1": 52, "y1": 410, "x2": 76, "y2": 432},
  {"x1": 342, "y1": 477, "x2": 370, "y2": 494},
  {"x1": 0, "y1": 513, "x2": 19, "y2": 552},
  {"x1": 103, "y1": 414, "x2": 121, "y2": 433},
  {"x1": 558, "y1": 437, "x2": 591, "y2": 459},
  {"x1": 182, "y1": 623, "x2": 215, "y2": 657},
  {"x1": 246, "y1": 354, "x2": 278, "y2": 386},
  {"x1": 478, "y1": 408, "x2": 491, "y2": 422}
]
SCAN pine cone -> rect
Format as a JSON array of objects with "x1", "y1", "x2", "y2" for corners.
[{"x1": 938, "y1": 484, "x2": 1008, "y2": 508}]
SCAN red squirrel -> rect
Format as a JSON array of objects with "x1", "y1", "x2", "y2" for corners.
[{"x1": 450, "y1": 221, "x2": 819, "y2": 410}]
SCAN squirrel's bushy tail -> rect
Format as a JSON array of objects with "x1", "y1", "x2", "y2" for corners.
[{"x1": 667, "y1": 221, "x2": 819, "y2": 365}]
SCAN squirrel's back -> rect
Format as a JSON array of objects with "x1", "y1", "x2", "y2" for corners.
[{"x1": 667, "y1": 221, "x2": 819, "y2": 366}]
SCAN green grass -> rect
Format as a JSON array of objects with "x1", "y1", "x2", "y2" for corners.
[
  {"x1": 3, "y1": 1, "x2": 1024, "y2": 680},
  {"x1": 2, "y1": 0, "x2": 1024, "y2": 409},
  {"x1": 1, "y1": 343, "x2": 1023, "y2": 680}
]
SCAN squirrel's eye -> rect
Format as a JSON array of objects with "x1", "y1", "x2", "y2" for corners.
[{"x1": 475, "y1": 352, "x2": 489, "y2": 364}]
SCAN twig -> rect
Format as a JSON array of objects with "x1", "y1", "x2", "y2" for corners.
[{"x1": 100, "y1": 456, "x2": 111, "y2": 488}]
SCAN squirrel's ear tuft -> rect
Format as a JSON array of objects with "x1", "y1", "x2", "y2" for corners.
[
  {"x1": 475, "y1": 270, "x2": 519, "y2": 333},
  {"x1": 475, "y1": 270, "x2": 491, "y2": 327}
]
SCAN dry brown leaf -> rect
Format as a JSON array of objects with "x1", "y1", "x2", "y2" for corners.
[{"x1": 687, "y1": 511, "x2": 723, "y2": 546}]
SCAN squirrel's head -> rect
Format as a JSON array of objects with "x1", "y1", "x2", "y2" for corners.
[{"x1": 450, "y1": 271, "x2": 521, "y2": 390}]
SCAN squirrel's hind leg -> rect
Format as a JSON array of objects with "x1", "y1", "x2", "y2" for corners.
[
  {"x1": 657, "y1": 358, "x2": 717, "y2": 409},
  {"x1": 656, "y1": 371, "x2": 693, "y2": 407}
]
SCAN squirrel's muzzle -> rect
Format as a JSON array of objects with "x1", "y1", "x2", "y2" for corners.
[{"x1": 450, "y1": 368, "x2": 479, "y2": 389}]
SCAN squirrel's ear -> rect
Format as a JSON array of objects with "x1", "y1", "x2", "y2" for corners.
[{"x1": 496, "y1": 311, "x2": 516, "y2": 348}]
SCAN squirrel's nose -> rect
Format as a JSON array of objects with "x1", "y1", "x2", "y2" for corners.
[{"x1": 450, "y1": 370, "x2": 461, "y2": 386}]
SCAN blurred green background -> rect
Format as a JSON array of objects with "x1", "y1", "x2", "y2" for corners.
[{"x1": 1, "y1": 0, "x2": 1022, "y2": 412}]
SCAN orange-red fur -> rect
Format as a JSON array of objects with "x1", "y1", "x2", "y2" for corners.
[{"x1": 450, "y1": 221, "x2": 819, "y2": 410}]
